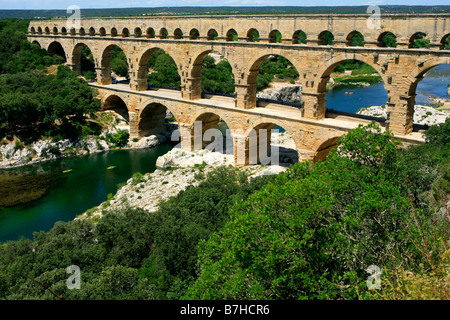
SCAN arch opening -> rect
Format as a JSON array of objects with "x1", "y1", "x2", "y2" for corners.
[
  {"x1": 110, "y1": 27, "x2": 118, "y2": 37},
  {"x1": 134, "y1": 27, "x2": 142, "y2": 38},
  {"x1": 346, "y1": 31, "x2": 364, "y2": 47},
  {"x1": 190, "y1": 28, "x2": 199, "y2": 40},
  {"x1": 226, "y1": 29, "x2": 238, "y2": 41},
  {"x1": 99, "y1": 27, "x2": 106, "y2": 36},
  {"x1": 146, "y1": 28, "x2": 155, "y2": 38},
  {"x1": 103, "y1": 95, "x2": 129, "y2": 124},
  {"x1": 313, "y1": 136, "x2": 341, "y2": 162},
  {"x1": 72, "y1": 43, "x2": 96, "y2": 81},
  {"x1": 410, "y1": 32, "x2": 430, "y2": 49},
  {"x1": 174, "y1": 28, "x2": 183, "y2": 39},
  {"x1": 159, "y1": 28, "x2": 168, "y2": 39},
  {"x1": 44, "y1": 26, "x2": 50, "y2": 34},
  {"x1": 247, "y1": 29, "x2": 260, "y2": 42},
  {"x1": 47, "y1": 41, "x2": 66, "y2": 63},
  {"x1": 191, "y1": 113, "x2": 233, "y2": 156},
  {"x1": 88, "y1": 27, "x2": 95, "y2": 36},
  {"x1": 191, "y1": 51, "x2": 235, "y2": 97},
  {"x1": 248, "y1": 54, "x2": 300, "y2": 108},
  {"x1": 79, "y1": 28, "x2": 85, "y2": 36},
  {"x1": 248, "y1": 123, "x2": 298, "y2": 166},
  {"x1": 440, "y1": 34, "x2": 450, "y2": 50},
  {"x1": 269, "y1": 30, "x2": 282, "y2": 43},
  {"x1": 139, "y1": 48, "x2": 181, "y2": 90},
  {"x1": 318, "y1": 30, "x2": 334, "y2": 45},
  {"x1": 138, "y1": 102, "x2": 177, "y2": 138},
  {"x1": 377, "y1": 32, "x2": 397, "y2": 48},
  {"x1": 292, "y1": 30, "x2": 307, "y2": 44},
  {"x1": 321, "y1": 59, "x2": 387, "y2": 118},
  {"x1": 122, "y1": 28, "x2": 129, "y2": 37},
  {"x1": 406, "y1": 63, "x2": 450, "y2": 127},
  {"x1": 102, "y1": 45, "x2": 129, "y2": 83},
  {"x1": 207, "y1": 29, "x2": 218, "y2": 40}
]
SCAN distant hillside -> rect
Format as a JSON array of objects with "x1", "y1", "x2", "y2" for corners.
[{"x1": 1, "y1": 5, "x2": 450, "y2": 19}]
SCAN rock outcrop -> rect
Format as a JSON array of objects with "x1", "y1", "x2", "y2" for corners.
[
  {"x1": 257, "y1": 84, "x2": 302, "y2": 104},
  {"x1": 357, "y1": 104, "x2": 449, "y2": 126},
  {"x1": 77, "y1": 147, "x2": 287, "y2": 220}
]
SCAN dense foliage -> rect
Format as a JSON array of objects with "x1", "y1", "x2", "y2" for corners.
[
  {"x1": 0, "y1": 19, "x2": 64, "y2": 74},
  {"x1": 147, "y1": 49, "x2": 181, "y2": 88},
  {"x1": 0, "y1": 120, "x2": 448, "y2": 300},
  {"x1": 184, "y1": 121, "x2": 450, "y2": 299},
  {"x1": 256, "y1": 55, "x2": 299, "y2": 91},
  {"x1": 201, "y1": 56, "x2": 235, "y2": 94},
  {"x1": 0, "y1": 66, "x2": 100, "y2": 142},
  {"x1": 0, "y1": 167, "x2": 276, "y2": 299}
]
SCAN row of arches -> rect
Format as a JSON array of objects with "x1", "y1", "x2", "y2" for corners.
[
  {"x1": 103, "y1": 94, "x2": 322, "y2": 165},
  {"x1": 42, "y1": 39, "x2": 447, "y2": 120},
  {"x1": 30, "y1": 25, "x2": 450, "y2": 49}
]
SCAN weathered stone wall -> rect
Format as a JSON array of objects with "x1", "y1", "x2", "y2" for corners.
[{"x1": 26, "y1": 14, "x2": 445, "y2": 164}]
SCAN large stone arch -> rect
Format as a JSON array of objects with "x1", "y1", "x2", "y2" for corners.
[
  {"x1": 134, "y1": 46, "x2": 182, "y2": 91},
  {"x1": 315, "y1": 53, "x2": 387, "y2": 93},
  {"x1": 311, "y1": 53, "x2": 388, "y2": 120},
  {"x1": 137, "y1": 102, "x2": 171, "y2": 137},
  {"x1": 102, "y1": 94, "x2": 130, "y2": 127},
  {"x1": 244, "y1": 118, "x2": 301, "y2": 165},
  {"x1": 187, "y1": 110, "x2": 236, "y2": 154},
  {"x1": 98, "y1": 42, "x2": 131, "y2": 85},
  {"x1": 71, "y1": 42, "x2": 97, "y2": 76},
  {"x1": 404, "y1": 56, "x2": 450, "y2": 97},
  {"x1": 47, "y1": 41, "x2": 67, "y2": 62},
  {"x1": 242, "y1": 51, "x2": 301, "y2": 109}
]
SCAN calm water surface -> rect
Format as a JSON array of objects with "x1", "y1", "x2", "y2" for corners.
[{"x1": 0, "y1": 145, "x2": 172, "y2": 242}]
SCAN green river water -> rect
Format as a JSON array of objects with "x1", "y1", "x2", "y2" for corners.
[{"x1": 0, "y1": 144, "x2": 173, "y2": 243}]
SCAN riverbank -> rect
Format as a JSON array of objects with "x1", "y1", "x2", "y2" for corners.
[
  {"x1": 0, "y1": 110, "x2": 176, "y2": 169},
  {"x1": 357, "y1": 104, "x2": 449, "y2": 126},
  {"x1": 76, "y1": 147, "x2": 287, "y2": 221}
]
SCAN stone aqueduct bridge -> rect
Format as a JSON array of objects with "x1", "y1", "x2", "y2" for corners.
[{"x1": 27, "y1": 14, "x2": 450, "y2": 164}]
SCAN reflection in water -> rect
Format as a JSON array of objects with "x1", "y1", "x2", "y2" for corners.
[{"x1": 0, "y1": 144, "x2": 173, "y2": 243}]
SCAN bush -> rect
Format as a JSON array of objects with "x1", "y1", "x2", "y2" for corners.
[{"x1": 106, "y1": 129, "x2": 129, "y2": 147}]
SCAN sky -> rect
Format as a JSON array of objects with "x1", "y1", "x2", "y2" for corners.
[{"x1": 0, "y1": 0, "x2": 448, "y2": 10}]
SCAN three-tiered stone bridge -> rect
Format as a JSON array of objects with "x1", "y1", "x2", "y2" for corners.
[{"x1": 27, "y1": 14, "x2": 450, "y2": 164}]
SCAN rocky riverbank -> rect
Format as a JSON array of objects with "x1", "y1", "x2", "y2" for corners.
[
  {"x1": 0, "y1": 111, "x2": 177, "y2": 169},
  {"x1": 256, "y1": 82, "x2": 302, "y2": 104},
  {"x1": 357, "y1": 104, "x2": 449, "y2": 126},
  {"x1": 76, "y1": 147, "x2": 287, "y2": 221}
]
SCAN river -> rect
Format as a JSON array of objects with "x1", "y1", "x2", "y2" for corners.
[
  {"x1": 0, "y1": 145, "x2": 172, "y2": 243},
  {"x1": 326, "y1": 64, "x2": 450, "y2": 113},
  {"x1": 0, "y1": 65, "x2": 449, "y2": 243}
]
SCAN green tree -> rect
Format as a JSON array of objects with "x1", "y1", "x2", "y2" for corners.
[
  {"x1": 381, "y1": 32, "x2": 397, "y2": 48},
  {"x1": 184, "y1": 122, "x2": 438, "y2": 300}
]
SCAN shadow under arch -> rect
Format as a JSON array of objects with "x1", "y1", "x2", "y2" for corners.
[
  {"x1": 245, "y1": 122, "x2": 299, "y2": 166},
  {"x1": 138, "y1": 102, "x2": 176, "y2": 138},
  {"x1": 47, "y1": 41, "x2": 67, "y2": 62},
  {"x1": 103, "y1": 94, "x2": 130, "y2": 122},
  {"x1": 190, "y1": 111, "x2": 234, "y2": 155},
  {"x1": 72, "y1": 42, "x2": 96, "y2": 77},
  {"x1": 313, "y1": 136, "x2": 341, "y2": 162}
]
